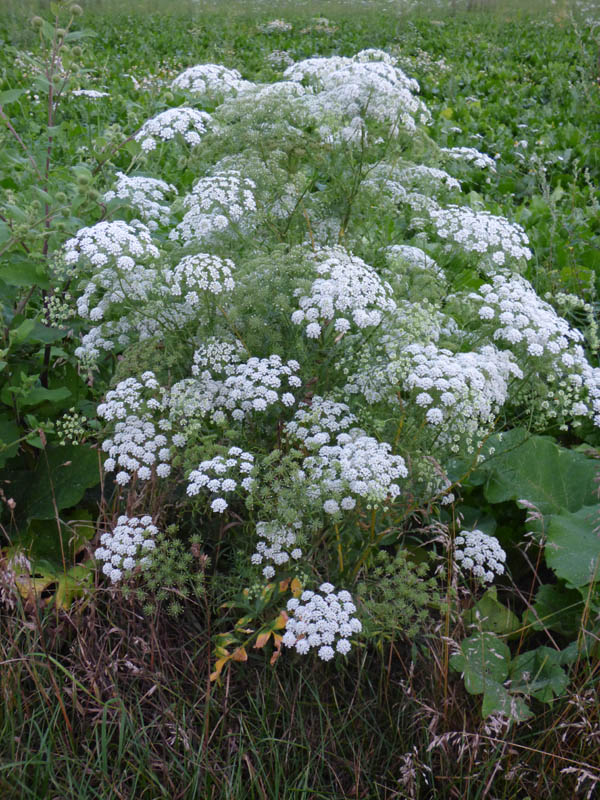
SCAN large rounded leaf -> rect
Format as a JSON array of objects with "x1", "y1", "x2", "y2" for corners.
[
  {"x1": 546, "y1": 505, "x2": 600, "y2": 588},
  {"x1": 471, "y1": 429, "x2": 599, "y2": 516}
]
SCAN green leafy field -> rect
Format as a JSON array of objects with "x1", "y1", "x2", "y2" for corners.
[{"x1": 1, "y1": 1, "x2": 600, "y2": 797}]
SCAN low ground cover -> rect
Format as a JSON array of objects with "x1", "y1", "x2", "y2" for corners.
[{"x1": 1, "y1": 1, "x2": 600, "y2": 797}]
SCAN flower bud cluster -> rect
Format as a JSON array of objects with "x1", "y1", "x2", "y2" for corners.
[
  {"x1": 251, "y1": 520, "x2": 303, "y2": 579},
  {"x1": 170, "y1": 171, "x2": 257, "y2": 244},
  {"x1": 103, "y1": 172, "x2": 177, "y2": 230},
  {"x1": 171, "y1": 63, "x2": 253, "y2": 100},
  {"x1": 454, "y1": 529, "x2": 506, "y2": 583},
  {"x1": 291, "y1": 247, "x2": 396, "y2": 338},
  {"x1": 186, "y1": 447, "x2": 254, "y2": 510},
  {"x1": 282, "y1": 583, "x2": 362, "y2": 659},
  {"x1": 55, "y1": 408, "x2": 88, "y2": 445},
  {"x1": 135, "y1": 107, "x2": 212, "y2": 152},
  {"x1": 95, "y1": 515, "x2": 158, "y2": 583}
]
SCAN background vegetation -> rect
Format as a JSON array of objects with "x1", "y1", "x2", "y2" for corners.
[{"x1": 1, "y1": 1, "x2": 600, "y2": 797}]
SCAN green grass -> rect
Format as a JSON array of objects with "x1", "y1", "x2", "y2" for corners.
[{"x1": 3, "y1": 594, "x2": 599, "y2": 799}]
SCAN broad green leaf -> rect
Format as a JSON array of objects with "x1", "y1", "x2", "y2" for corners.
[
  {"x1": 0, "y1": 89, "x2": 26, "y2": 105},
  {"x1": 509, "y1": 647, "x2": 569, "y2": 704},
  {"x1": 545, "y1": 505, "x2": 600, "y2": 588},
  {"x1": 0, "y1": 221, "x2": 11, "y2": 245},
  {"x1": 523, "y1": 583, "x2": 582, "y2": 636},
  {"x1": 0, "y1": 416, "x2": 21, "y2": 467},
  {"x1": 471, "y1": 429, "x2": 598, "y2": 515},
  {"x1": 9, "y1": 318, "x2": 36, "y2": 346},
  {"x1": 482, "y1": 681, "x2": 532, "y2": 722},
  {"x1": 13, "y1": 512, "x2": 95, "y2": 567},
  {"x1": 463, "y1": 586, "x2": 521, "y2": 637},
  {"x1": 64, "y1": 29, "x2": 97, "y2": 41},
  {"x1": 0, "y1": 253, "x2": 49, "y2": 289},
  {"x1": 22, "y1": 321, "x2": 66, "y2": 345},
  {"x1": 5, "y1": 445, "x2": 100, "y2": 522},
  {"x1": 20, "y1": 385, "x2": 71, "y2": 408},
  {"x1": 450, "y1": 631, "x2": 510, "y2": 695}
]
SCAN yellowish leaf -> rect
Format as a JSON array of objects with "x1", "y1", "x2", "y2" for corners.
[
  {"x1": 210, "y1": 656, "x2": 230, "y2": 682},
  {"x1": 231, "y1": 646, "x2": 248, "y2": 662},
  {"x1": 270, "y1": 634, "x2": 284, "y2": 666},
  {"x1": 273, "y1": 611, "x2": 289, "y2": 629},
  {"x1": 254, "y1": 631, "x2": 271, "y2": 649}
]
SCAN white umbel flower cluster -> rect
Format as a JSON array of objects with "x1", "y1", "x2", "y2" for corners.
[
  {"x1": 286, "y1": 52, "x2": 430, "y2": 135},
  {"x1": 385, "y1": 244, "x2": 446, "y2": 282},
  {"x1": 454, "y1": 529, "x2": 506, "y2": 583},
  {"x1": 135, "y1": 107, "x2": 212, "y2": 152},
  {"x1": 463, "y1": 274, "x2": 600, "y2": 426},
  {"x1": 301, "y1": 429, "x2": 408, "y2": 511},
  {"x1": 65, "y1": 220, "x2": 160, "y2": 324},
  {"x1": 177, "y1": 354, "x2": 301, "y2": 424},
  {"x1": 103, "y1": 173, "x2": 177, "y2": 231},
  {"x1": 65, "y1": 221, "x2": 165, "y2": 363},
  {"x1": 191, "y1": 338, "x2": 245, "y2": 377},
  {"x1": 97, "y1": 372, "x2": 176, "y2": 485},
  {"x1": 291, "y1": 247, "x2": 396, "y2": 338},
  {"x1": 171, "y1": 63, "x2": 253, "y2": 100},
  {"x1": 251, "y1": 520, "x2": 303, "y2": 579},
  {"x1": 95, "y1": 515, "x2": 158, "y2": 583},
  {"x1": 164, "y1": 253, "x2": 236, "y2": 302},
  {"x1": 205, "y1": 355, "x2": 301, "y2": 422},
  {"x1": 170, "y1": 170, "x2": 257, "y2": 244},
  {"x1": 72, "y1": 89, "x2": 109, "y2": 99},
  {"x1": 395, "y1": 342, "x2": 521, "y2": 447},
  {"x1": 282, "y1": 583, "x2": 362, "y2": 659},
  {"x1": 396, "y1": 164, "x2": 461, "y2": 193},
  {"x1": 440, "y1": 146, "x2": 497, "y2": 171},
  {"x1": 186, "y1": 447, "x2": 254, "y2": 511},
  {"x1": 428, "y1": 204, "x2": 532, "y2": 270},
  {"x1": 64, "y1": 219, "x2": 159, "y2": 271},
  {"x1": 284, "y1": 395, "x2": 357, "y2": 450},
  {"x1": 259, "y1": 19, "x2": 293, "y2": 33}
]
